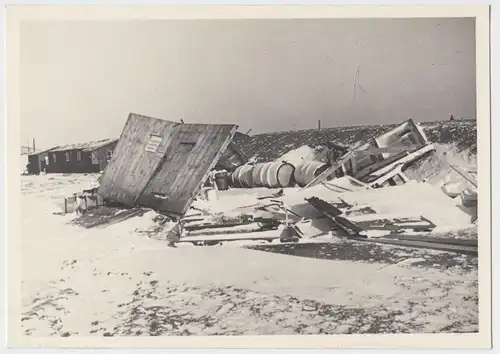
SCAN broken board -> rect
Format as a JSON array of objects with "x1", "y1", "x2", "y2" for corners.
[
  {"x1": 450, "y1": 164, "x2": 478, "y2": 187},
  {"x1": 177, "y1": 230, "x2": 282, "y2": 244},
  {"x1": 82, "y1": 208, "x2": 146, "y2": 229}
]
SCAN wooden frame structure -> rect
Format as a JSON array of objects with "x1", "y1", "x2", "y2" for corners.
[{"x1": 304, "y1": 119, "x2": 434, "y2": 188}]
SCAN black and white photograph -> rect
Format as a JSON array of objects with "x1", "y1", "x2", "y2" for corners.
[{"x1": 6, "y1": 4, "x2": 491, "y2": 349}]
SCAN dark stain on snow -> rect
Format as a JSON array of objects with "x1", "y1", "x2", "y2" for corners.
[{"x1": 245, "y1": 241, "x2": 478, "y2": 271}]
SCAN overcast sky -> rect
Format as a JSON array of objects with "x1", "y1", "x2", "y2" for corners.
[{"x1": 20, "y1": 18, "x2": 476, "y2": 149}]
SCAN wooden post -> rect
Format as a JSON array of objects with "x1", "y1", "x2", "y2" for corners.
[
  {"x1": 64, "y1": 198, "x2": 67, "y2": 214},
  {"x1": 318, "y1": 120, "x2": 321, "y2": 131}
]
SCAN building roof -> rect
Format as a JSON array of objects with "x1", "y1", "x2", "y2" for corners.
[
  {"x1": 48, "y1": 139, "x2": 118, "y2": 152},
  {"x1": 81, "y1": 139, "x2": 119, "y2": 151},
  {"x1": 28, "y1": 147, "x2": 58, "y2": 156}
]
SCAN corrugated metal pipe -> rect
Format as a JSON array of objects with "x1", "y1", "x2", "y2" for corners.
[
  {"x1": 293, "y1": 161, "x2": 330, "y2": 187},
  {"x1": 251, "y1": 161, "x2": 295, "y2": 188},
  {"x1": 230, "y1": 161, "x2": 296, "y2": 189},
  {"x1": 230, "y1": 164, "x2": 255, "y2": 188}
]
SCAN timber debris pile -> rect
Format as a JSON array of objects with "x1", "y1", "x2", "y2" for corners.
[{"x1": 50, "y1": 113, "x2": 478, "y2": 255}]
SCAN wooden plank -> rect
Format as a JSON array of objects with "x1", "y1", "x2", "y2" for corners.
[
  {"x1": 353, "y1": 217, "x2": 435, "y2": 232},
  {"x1": 84, "y1": 208, "x2": 146, "y2": 229},
  {"x1": 352, "y1": 145, "x2": 420, "y2": 157},
  {"x1": 367, "y1": 164, "x2": 405, "y2": 186},
  {"x1": 303, "y1": 150, "x2": 357, "y2": 188},
  {"x1": 356, "y1": 144, "x2": 435, "y2": 181},
  {"x1": 354, "y1": 150, "x2": 411, "y2": 180},
  {"x1": 400, "y1": 172, "x2": 410, "y2": 183},
  {"x1": 185, "y1": 223, "x2": 280, "y2": 237},
  {"x1": 305, "y1": 196, "x2": 361, "y2": 236},
  {"x1": 184, "y1": 220, "x2": 254, "y2": 231},
  {"x1": 350, "y1": 237, "x2": 478, "y2": 256},
  {"x1": 177, "y1": 231, "x2": 281, "y2": 244},
  {"x1": 305, "y1": 197, "x2": 343, "y2": 217},
  {"x1": 406, "y1": 118, "x2": 429, "y2": 146},
  {"x1": 450, "y1": 164, "x2": 478, "y2": 187},
  {"x1": 383, "y1": 234, "x2": 478, "y2": 247}
]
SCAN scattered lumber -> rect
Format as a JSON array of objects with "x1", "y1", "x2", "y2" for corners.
[{"x1": 303, "y1": 195, "x2": 477, "y2": 255}]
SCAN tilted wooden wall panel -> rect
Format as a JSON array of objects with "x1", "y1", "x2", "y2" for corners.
[
  {"x1": 138, "y1": 123, "x2": 237, "y2": 215},
  {"x1": 97, "y1": 113, "x2": 179, "y2": 206}
]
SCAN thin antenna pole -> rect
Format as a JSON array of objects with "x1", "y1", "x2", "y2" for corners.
[{"x1": 352, "y1": 65, "x2": 359, "y2": 101}]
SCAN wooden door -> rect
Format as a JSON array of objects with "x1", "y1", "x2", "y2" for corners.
[
  {"x1": 97, "y1": 113, "x2": 179, "y2": 206},
  {"x1": 137, "y1": 123, "x2": 237, "y2": 216}
]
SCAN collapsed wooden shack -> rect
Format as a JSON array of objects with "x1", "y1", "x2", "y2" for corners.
[
  {"x1": 307, "y1": 119, "x2": 434, "y2": 187},
  {"x1": 97, "y1": 113, "x2": 239, "y2": 217},
  {"x1": 62, "y1": 116, "x2": 476, "y2": 255}
]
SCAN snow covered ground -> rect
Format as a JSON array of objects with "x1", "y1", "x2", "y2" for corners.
[{"x1": 20, "y1": 173, "x2": 478, "y2": 337}]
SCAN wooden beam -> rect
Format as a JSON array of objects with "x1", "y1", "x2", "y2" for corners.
[
  {"x1": 177, "y1": 232, "x2": 281, "y2": 244},
  {"x1": 356, "y1": 144, "x2": 435, "y2": 180},
  {"x1": 352, "y1": 145, "x2": 419, "y2": 157},
  {"x1": 368, "y1": 163, "x2": 405, "y2": 187},
  {"x1": 383, "y1": 234, "x2": 478, "y2": 247},
  {"x1": 399, "y1": 172, "x2": 410, "y2": 183},
  {"x1": 450, "y1": 164, "x2": 477, "y2": 187},
  {"x1": 303, "y1": 149, "x2": 358, "y2": 188},
  {"x1": 185, "y1": 223, "x2": 280, "y2": 237},
  {"x1": 350, "y1": 237, "x2": 477, "y2": 256}
]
